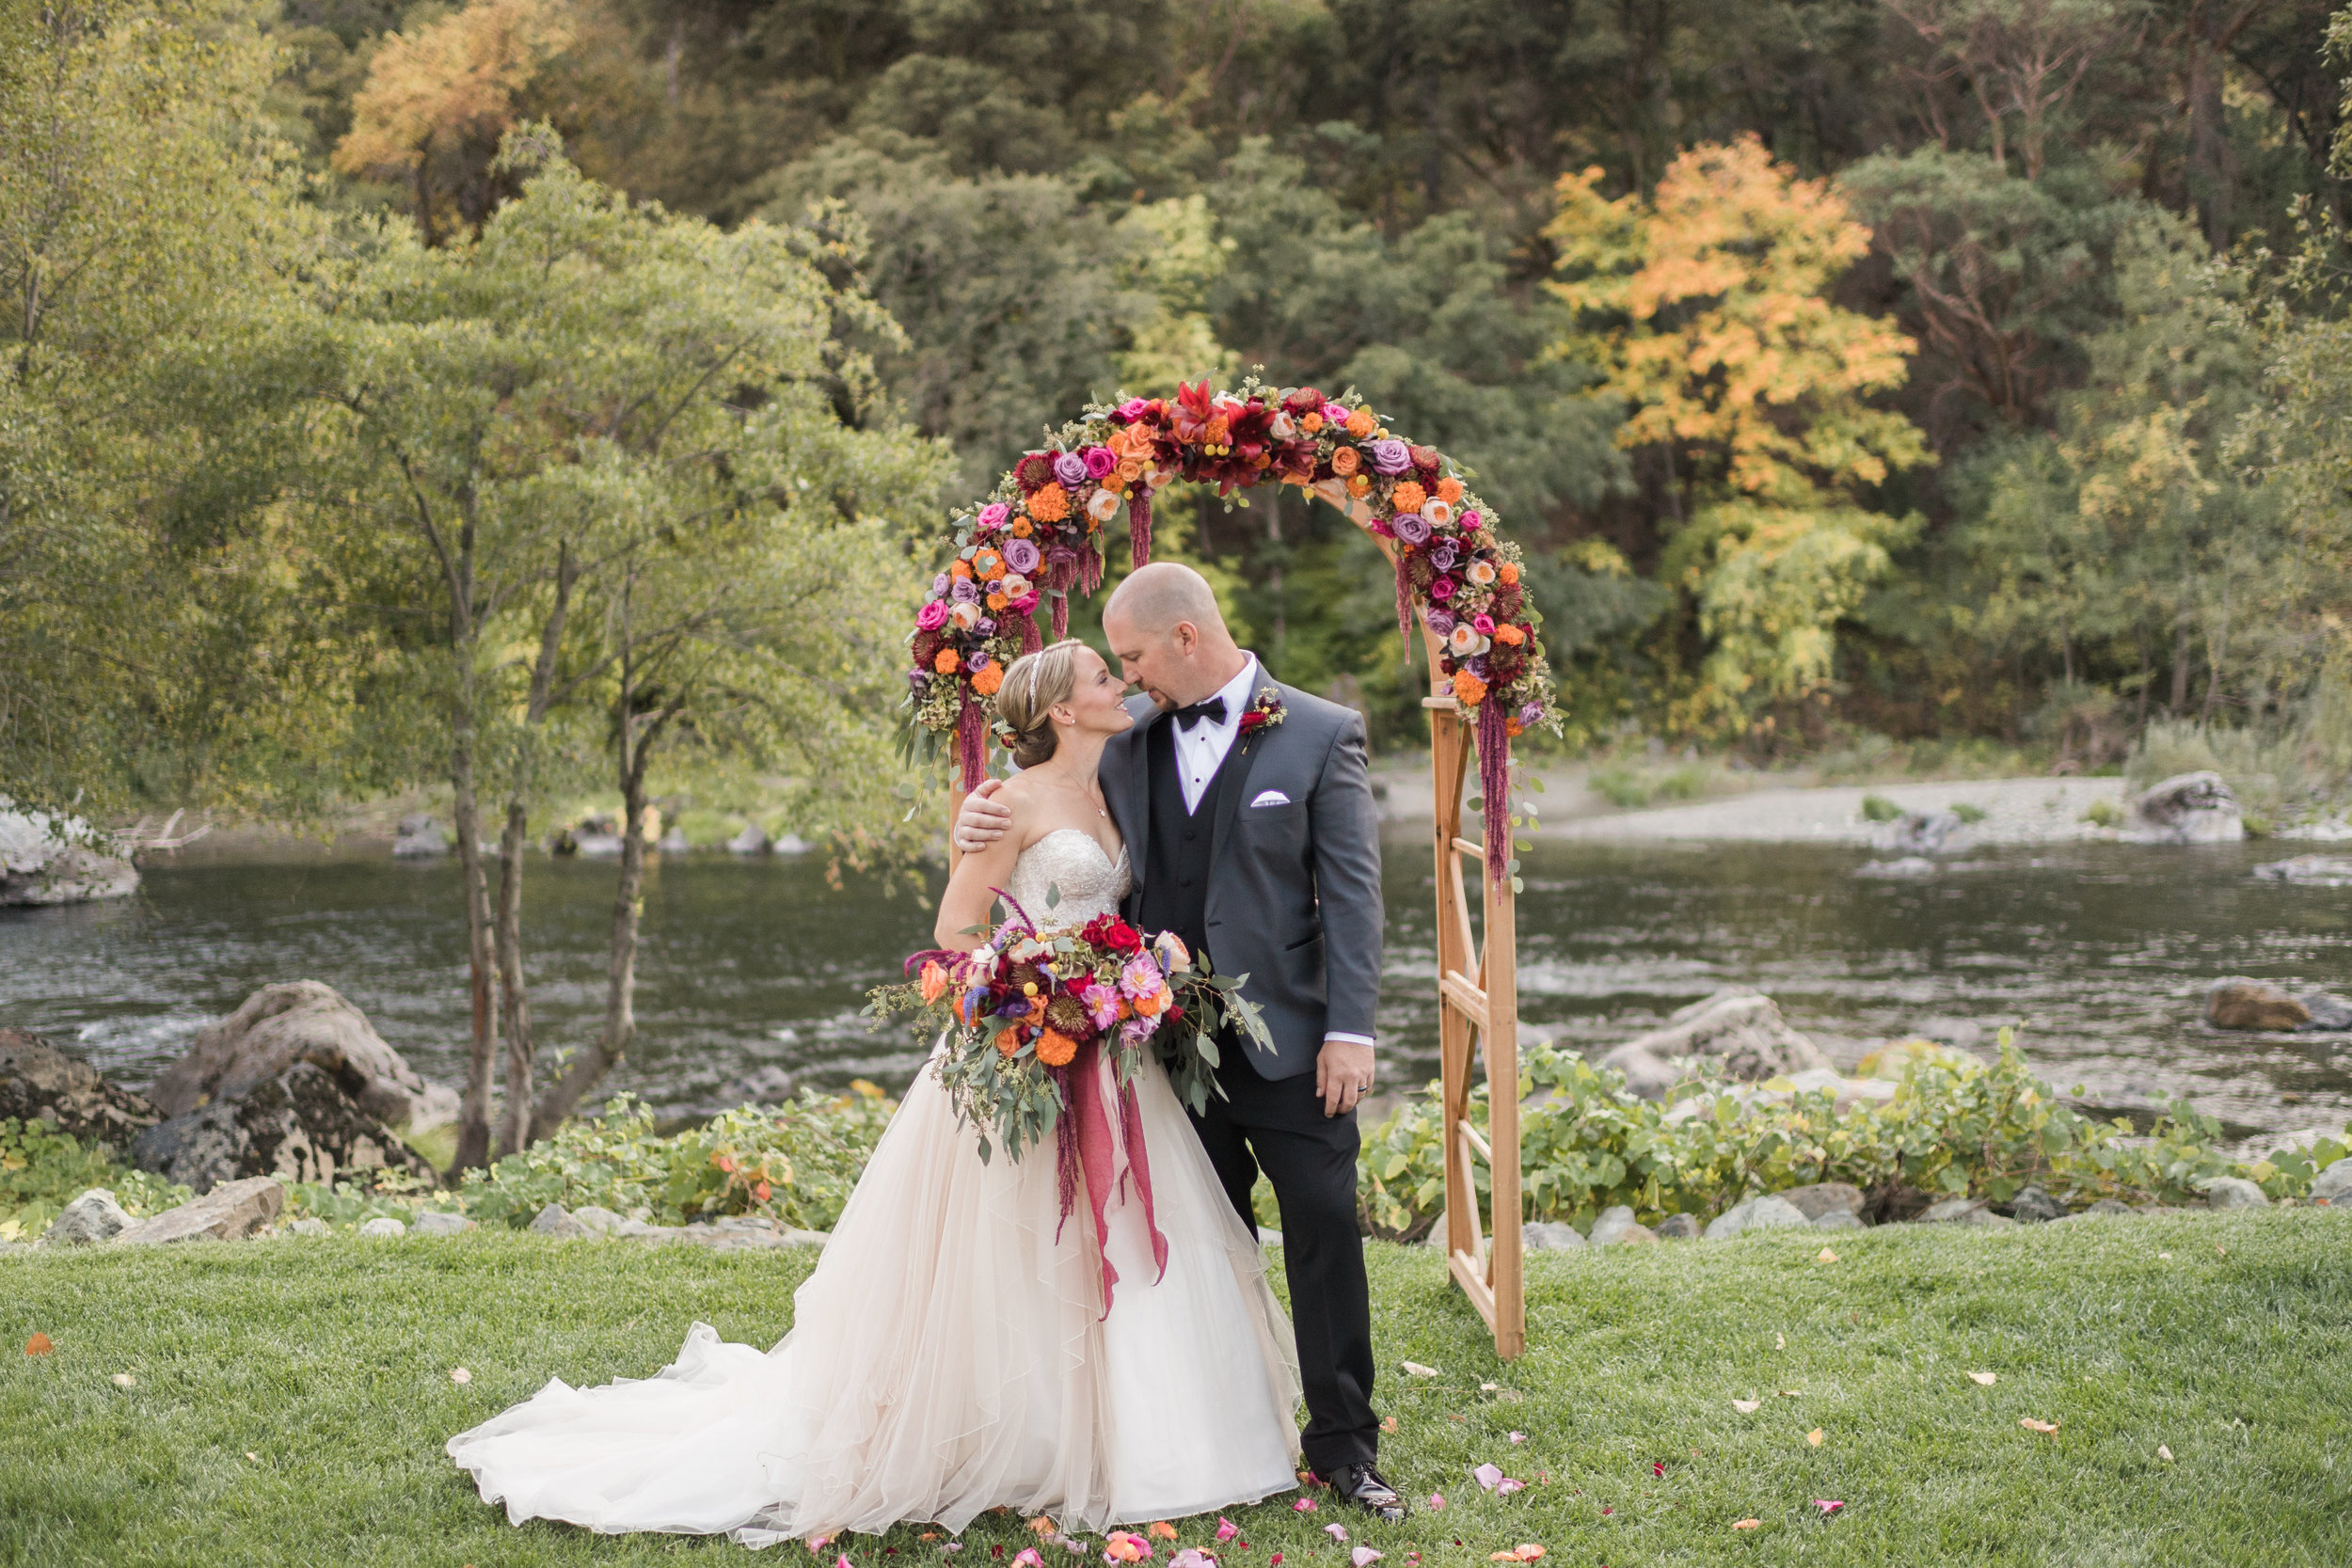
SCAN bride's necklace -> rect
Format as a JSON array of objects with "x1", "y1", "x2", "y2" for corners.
[{"x1": 1040, "y1": 765, "x2": 1108, "y2": 819}]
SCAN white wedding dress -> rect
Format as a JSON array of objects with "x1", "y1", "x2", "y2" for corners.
[{"x1": 448, "y1": 829, "x2": 1302, "y2": 1545}]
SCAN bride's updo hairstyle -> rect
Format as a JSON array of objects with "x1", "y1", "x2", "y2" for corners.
[{"x1": 994, "y1": 640, "x2": 1089, "y2": 768}]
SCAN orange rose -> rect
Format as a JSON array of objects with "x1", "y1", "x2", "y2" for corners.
[
  {"x1": 920, "y1": 961, "x2": 949, "y2": 1004},
  {"x1": 1499, "y1": 562, "x2": 1519, "y2": 585},
  {"x1": 1301, "y1": 411, "x2": 1324, "y2": 434},
  {"x1": 1036, "y1": 1028, "x2": 1079, "y2": 1068},
  {"x1": 1111, "y1": 424, "x2": 1156, "y2": 460},
  {"x1": 1347, "y1": 473, "x2": 1372, "y2": 497},
  {"x1": 934, "y1": 648, "x2": 961, "y2": 673},
  {"x1": 1391, "y1": 480, "x2": 1426, "y2": 514},
  {"x1": 1330, "y1": 446, "x2": 1360, "y2": 477},
  {"x1": 1505, "y1": 716, "x2": 1523, "y2": 737},
  {"x1": 972, "y1": 663, "x2": 1003, "y2": 696},
  {"x1": 1027, "y1": 483, "x2": 1071, "y2": 522},
  {"x1": 974, "y1": 547, "x2": 1005, "y2": 580},
  {"x1": 1116, "y1": 457, "x2": 1146, "y2": 485},
  {"x1": 1493, "y1": 623, "x2": 1525, "y2": 645},
  {"x1": 994, "y1": 1026, "x2": 1022, "y2": 1058},
  {"x1": 1438, "y1": 477, "x2": 1464, "y2": 505},
  {"x1": 1453, "y1": 671, "x2": 1487, "y2": 706},
  {"x1": 1344, "y1": 407, "x2": 1376, "y2": 438}
]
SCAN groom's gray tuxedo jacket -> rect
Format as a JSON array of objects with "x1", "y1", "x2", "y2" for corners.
[{"x1": 1098, "y1": 678, "x2": 1384, "y2": 1081}]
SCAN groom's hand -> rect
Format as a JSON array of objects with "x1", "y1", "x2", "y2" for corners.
[
  {"x1": 953, "y1": 778, "x2": 1014, "y2": 853},
  {"x1": 1316, "y1": 1037, "x2": 1375, "y2": 1117}
]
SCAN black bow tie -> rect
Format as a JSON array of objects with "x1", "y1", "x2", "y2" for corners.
[{"x1": 1173, "y1": 695, "x2": 1229, "y2": 731}]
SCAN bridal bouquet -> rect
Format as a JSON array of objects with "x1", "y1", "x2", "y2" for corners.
[{"x1": 868, "y1": 903, "x2": 1271, "y2": 1167}]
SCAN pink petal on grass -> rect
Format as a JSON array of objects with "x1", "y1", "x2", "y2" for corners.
[
  {"x1": 1427, "y1": 1494, "x2": 1445, "y2": 1512},
  {"x1": 1813, "y1": 1500, "x2": 1845, "y2": 1515},
  {"x1": 1507, "y1": 1432, "x2": 1527, "y2": 1444},
  {"x1": 1352, "y1": 1551, "x2": 1385, "y2": 1567},
  {"x1": 1215, "y1": 1520, "x2": 1239, "y2": 1544},
  {"x1": 1495, "y1": 1479, "x2": 1527, "y2": 1497},
  {"x1": 1472, "y1": 1463, "x2": 1505, "y2": 1492},
  {"x1": 1293, "y1": 1498, "x2": 1317, "y2": 1513},
  {"x1": 1325, "y1": 1526, "x2": 1349, "y2": 1544},
  {"x1": 1015, "y1": 1553, "x2": 1044, "y2": 1567}
]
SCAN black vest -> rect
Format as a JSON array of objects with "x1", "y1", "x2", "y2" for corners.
[{"x1": 1136, "y1": 717, "x2": 1240, "y2": 965}]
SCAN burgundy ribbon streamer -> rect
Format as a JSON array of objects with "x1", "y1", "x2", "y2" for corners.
[
  {"x1": 1129, "y1": 492, "x2": 1152, "y2": 570},
  {"x1": 1020, "y1": 610, "x2": 1042, "y2": 655},
  {"x1": 1393, "y1": 552, "x2": 1416, "y2": 645},
  {"x1": 1058, "y1": 1035, "x2": 1168, "y2": 1319},
  {"x1": 1477, "y1": 696, "x2": 1511, "y2": 884},
  {"x1": 955, "y1": 698, "x2": 986, "y2": 792}
]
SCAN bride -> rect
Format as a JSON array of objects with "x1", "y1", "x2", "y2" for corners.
[{"x1": 448, "y1": 639, "x2": 1303, "y2": 1546}]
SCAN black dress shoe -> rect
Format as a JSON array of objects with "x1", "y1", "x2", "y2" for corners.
[{"x1": 1334, "y1": 1462, "x2": 1409, "y2": 1524}]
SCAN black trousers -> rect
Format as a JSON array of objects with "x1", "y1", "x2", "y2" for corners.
[{"x1": 1188, "y1": 1053, "x2": 1378, "y2": 1477}]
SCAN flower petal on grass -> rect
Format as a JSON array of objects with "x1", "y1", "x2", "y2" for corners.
[
  {"x1": 111, "y1": 1372, "x2": 135, "y2": 1387},
  {"x1": 1968, "y1": 1371, "x2": 1996, "y2": 1386},
  {"x1": 1509, "y1": 1432, "x2": 1527, "y2": 1444},
  {"x1": 1015, "y1": 1551, "x2": 1044, "y2": 1567},
  {"x1": 1732, "y1": 1399, "x2": 1760, "y2": 1414},
  {"x1": 1427, "y1": 1494, "x2": 1445, "y2": 1511},
  {"x1": 2157, "y1": 1445, "x2": 2174, "y2": 1461},
  {"x1": 1350, "y1": 1553, "x2": 1384, "y2": 1568},
  {"x1": 1381, "y1": 1417, "x2": 1400, "y2": 1434},
  {"x1": 1651, "y1": 1461, "x2": 1665, "y2": 1478},
  {"x1": 24, "y1": 1334, "x2": 52, "y2": 1356},
  {"x1": 1031, "y1": 1519, "x2": 1058, "y2": 1537},
  {"x1": 1473, "y1": 1464, "x2": 1505, "y2": 1491},
  {"x1": 1806, "y1": 1429, "x2": 1824, "y2": 1447},
  {"x1": 1813, "y1": 1500, "x2": 1844, "y2": 1515},
  {"x1": 1215, "y1": 1519, "x2": 1238, "y2": 1544},
  {"x1": 1816, "y1": 1248, "x2": 1837, "y2": 1262},
  {"x1": 1496, "y1": 1479, "x2": 1527, "y2": 1496},
  {"x1": 451, "y1": 1368, "x2": 471, "y2": 1385},
  {"x1": 1733, "y1": 1520, "x2": 1761, "y2": 1531},
  {"x1": 1402, "y1": 1362, "x2": 1440, "y2": 1378},
  {"x1": 1293, "y1": 1498, "x2": 1318, "y2": 1513},
  {"x1": 1325, "y1": 1526, "x2": 1349, "y2": 1544},
  {"x1": 1149, "y1": 1524, "x2": 1177, "y2": 1542},
  {"x1": 2020, "y1": 1418, "x2": 2059, "y2": 1434}
]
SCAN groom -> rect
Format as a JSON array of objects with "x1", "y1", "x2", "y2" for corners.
[{"x1": 957, "y1": 562, "x2": 1406, "y2": 1524}]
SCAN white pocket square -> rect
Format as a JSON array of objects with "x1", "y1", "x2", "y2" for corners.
[{"x1": 1249, "y1": 790, "x2": 1292, "y2": 807}]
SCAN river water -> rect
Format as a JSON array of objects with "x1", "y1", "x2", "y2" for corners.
[{"x1": 3, "y1": 835, "x2": 2344, "y2": 1144}]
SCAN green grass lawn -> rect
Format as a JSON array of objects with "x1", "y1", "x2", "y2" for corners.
[{"x1": 5, "y1": 1211, "x2": 2349, "y2": 1566}]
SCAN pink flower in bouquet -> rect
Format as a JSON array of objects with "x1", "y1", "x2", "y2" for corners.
[
  {"x1": 950, "y1": 601, "x2": 981, "y2": 630},
  {"x1": 916, "y1": 600, "x2": 949, "y2": 631},
  {"x1": 977, "y1": 502, "x2": 1010, "y2": 532},
  {"x1": 1011, "y1": 593, "x2": 1041, "y2": 614},
  {"x1": 1429, "y1": 577, "x2": 1455, "y2": 601},
  {"x1": 1152, "y1": 931, "x2": 1192, "y2": 974},
  {"x1": 1459, "y1": 510, "x2": 1481, "y2": 530},
  {"x1": 1083, "y1": 446, "x2": 1118, "y2": 480},
  {"x1": 1321, "y1": 402, "x2": 1348, "y2": 424},
  {"x1": 1120, "y1": 1017, "x2": 1157, "y2": 1047},
  {"x1": 1472, "y1": 614, "x2": 1495, "y2": 635},
  {"x1": 1117, "y1": 398, "x2": 1151, "y2": 421},
  {"x1": 1082, "y1": 981, "x2": 1121, "y2": 1031},
  {"x1": 1120, "y1": 953, "x2": 1166, "y2": 1002}
]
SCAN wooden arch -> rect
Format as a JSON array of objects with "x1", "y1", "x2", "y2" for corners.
[{"x1": 922, "y1": 388, "x2": 1533, "y2": 1359}]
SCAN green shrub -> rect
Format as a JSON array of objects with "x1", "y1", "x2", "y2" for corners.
[
  {"x1": 0, "y1": 1118, "x2": 191, "y2": 1241},
  {"x1": 1860, "y1": 792, "x2": 1902, "y2": 822},
  {"x1": 1655, "y1": 762, "x2": 1709, "y2": 801},
  {"x1": 1951, "y1": 802, "x2": 1988, "y2": 824},
  {"x1": 1355, "y1": 1037, "x2": 2350, "y2": 1240},
  {"x1": 1589, "y1": 762, "x2": 1653, "y2": 808},
  {"x1": 2083, "y1": 797, "x2": 2124, "y2": 828},
  {"x1": 455, "y1": 1085, "x2": 898, "y2": 1231}
]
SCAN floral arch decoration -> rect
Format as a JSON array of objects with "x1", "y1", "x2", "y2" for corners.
[{"x1": 903, "y1": 378, "x2": 1563, "y2": 883}]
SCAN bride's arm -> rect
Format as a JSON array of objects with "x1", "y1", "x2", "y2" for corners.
[{"x1": 933, "y1": 784, "x2": 1027, "y2": 951}]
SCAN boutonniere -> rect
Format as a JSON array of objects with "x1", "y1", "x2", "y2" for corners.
[{"x1": 1237, "y1": 688, "x2": 1285, "y2": 743}]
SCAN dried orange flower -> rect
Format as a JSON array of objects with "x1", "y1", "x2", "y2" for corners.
[
  {"x1": 934, "y1": 648, "x2": 961, "y2": 673},
  {"x1": 1437, "y1": 477, "x2": 1464, "y2": 505},
  {"x1": 1344, "y1": 406, "x2": 1376, "y2": 437},
  {"x1": 1036, "y1": 1028, "x2": 1079, "y2": 1067},
  {"x1": 972, "y1": 664, "x2": 1004, "y2": 696},
  {"x1": 1301, "y1": 411, "x2": 1324, "y2": 434},
  {"x1": 1498, "y1": 562, "x2": 1519, "y2": 585},
  {"x1": 1453, "y1": 671, "x2": 1487, "y2": 705},
  {"x1": 1391, "y1": 481, "x2": 1426, "y2": 514}
]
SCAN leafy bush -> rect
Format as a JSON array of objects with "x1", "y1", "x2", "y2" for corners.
[
  {"x1": 1859, "y1": 792, "x2": 1902, "y2": 822},
  {"x1": 1356, "y1": 1037, "x2": 2350, "y2": 1240},
  {"x1": 455, "y1": 1085, "x2": 898, "y2": 1232},
  {"x1": 2083, "y1": 797, "x2": 2124, "y2": 828},
  {"x1": 1589, "y1": 762, "x2": 1653, "y2": 808},
  {"x1": 0, "y1": 1118, "x2": 191, "y2": 1241},
  {"x1": 1951, "y1": 802, "x2": 1988, "y2": 824}
]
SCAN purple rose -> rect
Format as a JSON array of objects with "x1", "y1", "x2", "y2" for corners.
[
  {"x1": 1429, "y1": 541, "x2": 1458, "y2": 572},
  {"x1": 977, "y1": 502, "x2": 1010, "y2": 532},
  {"x1": 976, "y1": 617, "x2": 996, "y2": 637},
  {"x1": 1003, "y1": 537, "x2": 1041, "y2": 575},
  {"x1": 916, "y1": 600, "x2": 949, "y2": 631},
  {"x1": 1467, "y1": 655, "x2": 1489, "y2": 679},
  {"x1": 967, "y1": 654, "x2": 993, "y2": 675},
  {"x1": 1370, "y1": 438, "x2": 1412, "y2": 475},
  {"x1": 1459, "y1": 510, "x2": 1481, "y2": 531},
  {"x1": 908, "y1": 669, "x2": 926, "y2": 691},
  {"x1": 1052, "y1": 451, "x2": 1089, "y2": 488},
  {"x1": 1429, "y1": 577, "x2": 1456, "y2": 602},
  {"x1": 1518, "y1": 701, "x2": 1544, "y2": 726},
  {"x1": 1083, "y1": 446, "x2": 1118, "y2": 480},
  {"x1": 1424, "y1": 610, "x2": 1456, "y2": 638},
  {"x1": 1392, "y1": 512, "x2": 1432, "y2": 546},
  {"x1": 930, "y1": 572, "x2": 951, "y2": 596},
  {"x1": 950, "y1": 578, "x2": 979, "y2": 604}
]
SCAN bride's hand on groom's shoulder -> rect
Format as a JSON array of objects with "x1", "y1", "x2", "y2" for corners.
[{"x1": 954, "y1": 778, "x2": 1015, "y2": 852}]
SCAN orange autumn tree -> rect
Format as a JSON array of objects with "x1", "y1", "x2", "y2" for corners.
[
  {"x1": 333, "y1": 0, "x2": 598, "y2": 244},
  {"x1": 1548, "y1": 135, "x2": 1931, "y2": 730}
]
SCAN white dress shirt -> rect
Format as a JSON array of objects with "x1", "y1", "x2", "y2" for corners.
[{"x1": 1172, "y1": 656, "x2": 1375, "y2": 1055}]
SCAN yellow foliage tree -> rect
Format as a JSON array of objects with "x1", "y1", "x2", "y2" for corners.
[
  {"x1": 332, "y1": 0, "x2": 584, "y2": 244},
  {"x1": 1549, "y1": 135, "x2": 1931, "y2": 728}
]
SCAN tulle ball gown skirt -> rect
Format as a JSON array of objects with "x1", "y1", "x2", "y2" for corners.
[{"x1": 446, "y1": 1052, "x2": 1303, "y2": 1547}]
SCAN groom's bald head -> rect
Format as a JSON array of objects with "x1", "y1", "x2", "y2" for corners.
[{"x1": 1102, "y1": 562, "x2": 1246, "y2": 711}]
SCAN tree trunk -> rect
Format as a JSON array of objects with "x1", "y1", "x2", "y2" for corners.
[
  {"x1": 447, "y1": 709, "x2": 500, "y2": 1176},
  {"x1": 492, "y1": 800, "x2": 536, "y2": 1158}
]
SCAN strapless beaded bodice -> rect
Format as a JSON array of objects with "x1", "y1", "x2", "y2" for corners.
[{"x1": 1006, "y1": 829, "x2": 1131, "y2": 928}]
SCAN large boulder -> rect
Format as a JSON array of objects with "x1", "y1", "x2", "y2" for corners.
[
  {"x1": 1602, "y1": 990, "x2": 1831, "y2": 1101},
  {"x1": 1704, "y1": 1195, "x2": 1810, "y2": 1239},
  {"x1": 1872, "y1": 810, "x2": 1964, "y2": 855},
  {"x1": 2202, "y1": 979, "x2": 2349, "y2": 1033},
  {"x1": 2121, "y1": 770, "x2": 2243, "y2": 844},
  {"x1": 0, "y1": 1028, "x2": 160, "y2": 1148},
  {"x1": 1776, "y1": 1182, "x2": 1865, "y2": 1222},
  {"x1": 115, "y1": 1177, "x2": 284, "y2": 1244},
  {"x1": 131, "y1": 1062, "x2": 437, "y2": 1194},
  {"x1": 2253, "y1": 855, "x2": 2352, "y2": 887},
  {"x1": 0, "y1": 806, "x2": 138, "y2": 905},
  {"x1": 42, "y1": 1189, "x2": 132, "y2": 1244},
  {"x1": 148, "y1": 981, "x2": 456, "y2": 1133},
  {"x1": 2311, "y1": 1159, "x2": 2352, "y2": 1204}
]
